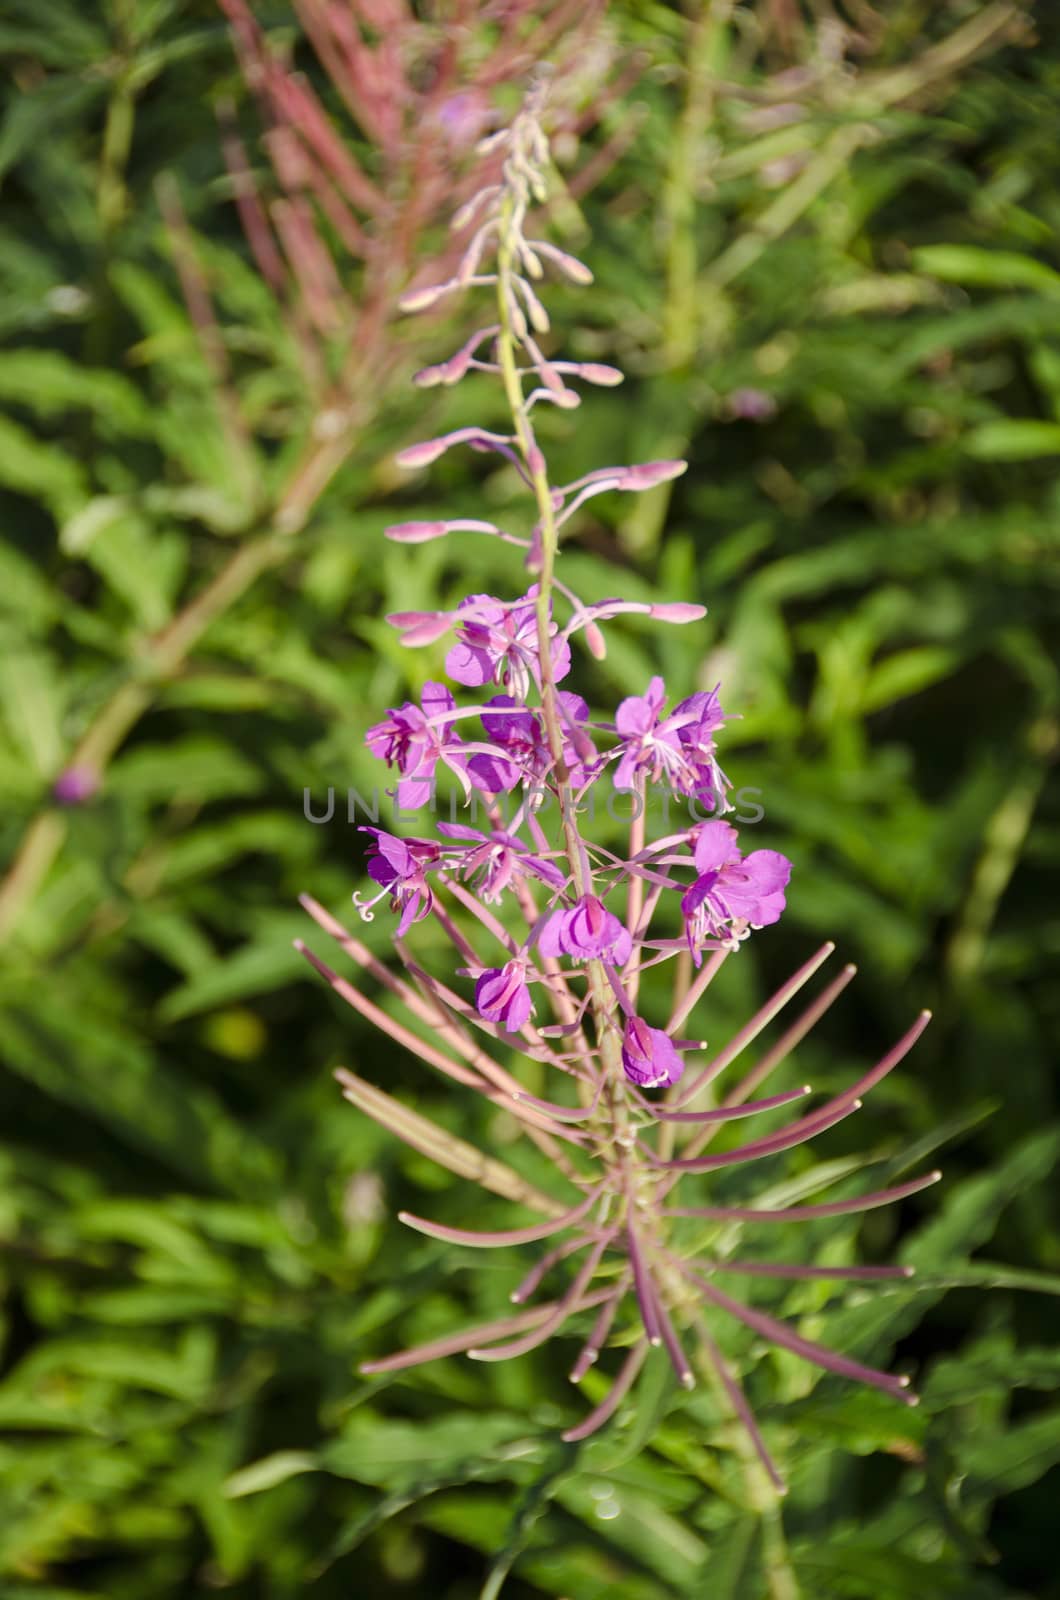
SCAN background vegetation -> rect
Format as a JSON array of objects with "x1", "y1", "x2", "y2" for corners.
[{"x1": 0, "y1": 2, "x2": 1057, "y2": 1596}]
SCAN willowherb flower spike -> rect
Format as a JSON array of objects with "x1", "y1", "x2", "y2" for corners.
[{"x1": 298, "y1": 82, "x2": 937, "y2": 1483}]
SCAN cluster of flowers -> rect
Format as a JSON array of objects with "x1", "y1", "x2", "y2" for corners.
[
  {"x1": 298, "y1": 78, "x2": 933, "y2": 1479},
  {"x1": 360, "y1": 601, "x2": 791, "y2": 1086}
]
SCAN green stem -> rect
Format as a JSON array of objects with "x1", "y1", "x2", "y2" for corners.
[
  {"x1": 692, "y1": 1325, "x2": 800, "y2": 1600},
  {"x1": 494, "y1": 199, "x2": 631, "y2": 1148}
]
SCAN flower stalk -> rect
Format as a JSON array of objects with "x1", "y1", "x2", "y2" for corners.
[{"x1": 299, "y1": 80, "x2": 936, "y2": 1485}]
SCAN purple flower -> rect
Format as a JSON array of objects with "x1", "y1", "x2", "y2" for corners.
[
  {"x1": 681, "y1": 821, "x2": 791, "y2": 961},
  {"x1": 475, "y1": 959, "x2": 534, "y2": 1030},
  {"x1": 445, "y1": 587, "x2": 571, "y2": 700},
  {"x1": 357, "y1": 829, "x2": 442, "y2": 934},
  {"x1": 556, "y1": 691, "x2": 599, "y2": 790},
  {"x1": 538, "y1": 894, "x2": 632, "y2": 965},
  {"x1": 52, "y1": 765, "x2": 100, "y2": 805},
  {"x1": 613, "y1": 677, "x2": 728, "y2": 799},
  {"x1": 366, "y1": 681, "x2": 468, "y2": 808},
  {"x1": 672, "y1": 687, "x2": 731, "y2": 806},
  {"x1": 436, "y1": 822, "x2": 566, "y2": 903},
  {"x1": 468, "y1": 691, "x2": 597, "y2": 793},
  {"x1": 468, "y1": 695, "x2": 545, "y2": 793},
  {"x1": 621, "y1": 1017, "x2": 685, "y2": 1089}
]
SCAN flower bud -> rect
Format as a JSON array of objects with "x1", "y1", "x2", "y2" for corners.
[
  {"x1": 385, "y1": 521, "x2": 450, "y2": 543},
  {"x1": 650, "y1": 603, "x2": 707, "y2": 623},
  {"x1": 398, "y1": 281, "x2": 451, "y2": 313},
  {"x1": 617, "y1": 460, "x2": 688, "y2": 491},
  {"x1": 577, "y1": 363, "x2": 624, "y2": 386}
]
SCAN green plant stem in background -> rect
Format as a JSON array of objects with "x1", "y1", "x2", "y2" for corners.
[
  {"x1": 0, "y1": 429, "x2": 351, "y2": 944},
  {"x1": 621, "y1": 0, "x2": 1024, "y2": 560},
  {"x1": 661, "y1": 0, "x2": 733, "y2": 372},
  {"x1": 945, "y1": 716, "x2": 1059, "y2": 987}
]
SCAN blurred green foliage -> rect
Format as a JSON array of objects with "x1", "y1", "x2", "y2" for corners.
[{"x1": 1, "y1": 2, "x2": 1058, "y2": 1597}]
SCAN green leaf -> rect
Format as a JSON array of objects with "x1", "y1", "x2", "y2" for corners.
[
  {"x1": 223, "y1": 1452, "x2": 318, "y2": 1500},
  {"x1": 479, "y1": 1441, "x2": 581, "y2": 1600},
  {"x1": 0, "y1": 645, "x2": 63, "y2": 776},
  {"x1": 904, "y1": 1128, "x2": 1060, "y2": 1270},
  {"x1": 963, "y1": 420, "x2": 1060, "y2": 461},
  {"x1": 0, "y1": 412, "x2": 87, "y2": 521},
  {"x1": 698, "y1": 1515, "x2": 765, "y2": 1598},
  {"x1": 0, "y1": 542, "x2": 62, "y2": 629},
  {"x1": 926, "y1": 1346, "x2": 1060, "y2": 1407},
  {"x1": 0, "y1": 76, "x2": 104, "y2": 181},
  {"x1": 860, "y1": 647, "x2": 962, "y2": 714},
  {"x1": 61, "y1": 499, "x2": 185, "y2": 628},
  {"x1": 0, "y1": 1328, "x2": 216, "y2": 1403},
  {"x1": 912, "y1": 244, "x2": 1060, "y2": 296},
  {"x1": 0, "y1": 988, "x2": 277, "y2": 1192},
  {"x1": 0, "y1": 349, "x2": 149, "y2": 432},
  {"x1": 323, "y1": 1412, "x2": 540, "y2": 1488},
  {"x1": 964, "y1": 1407, "x2": 1060, "y2": 1494},
  {"x1": 157, "y1": 929, "x2": 309, "y2": 1022},
  {"x1": 109, "y1": 737, "x2": 264, "y2": 804}
]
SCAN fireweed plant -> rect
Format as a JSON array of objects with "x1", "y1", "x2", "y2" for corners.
[{"x1": 298, "y1": 80, "x2": 937, "y2": 1486}]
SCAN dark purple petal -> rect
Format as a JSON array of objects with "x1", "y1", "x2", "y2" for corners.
[
  {"x1": 467, "y1": 753, "x2": 522, "y2": 793},
  {"x1": 475, "y1": 961, "x2": 533, "y2": 1029},
  {"x1": 621, "y1": 1018, "x2": 684, "y2": 1088}
]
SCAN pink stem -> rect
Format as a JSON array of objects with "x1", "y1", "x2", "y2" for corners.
[
  {"x1": 443, "y1": 877, "x2": 521, "y2": 955},
  {"x1": 512, "y1": 1236, "x2": 595, "y2": 1305},
  {"x1": 510, "y1": 1079, "x2": 605, "y2": 1122},
  {"x1": 627, "y1": 1224, "x2": 662, "y2": 1346},
  {"x1": 682, "y1": 1265, "x2": 917, "y2": 1404},
  {"x1": 467, "y1": 1233, "x2": 615, "y2": 1362},
  {"x1": 718, "y1": 963, "x2": 858, "y2": 1110},
  {"x1": 666, "y1": 946, "x2": 729, "y2": 1034},
  {"x1": 398, "y1": 1188, "x2": 602, "y2": 1248},
  {"x1": 645, "y1": 1096, "x2": 861, "y2": 1174},
  {"x1": 708, "y1": 1261, "x2": 915, "y2": 1282},
  {"x1": 807, "y1": 1012, "x2": 933, "y2": 1118},
  {"x1": 646, "y1": 1085, "x2": 812, "y2": 1124},
  {"x1": 694, "y1": 1316, "x2": 786, "y2": 1493},
  {"x1": 666, "y1": 943, "x2": 836, "y2": 1107},
  {"x1": 561, "y1": 1340, "x2": 649, "y2": 1442},
  {"x1": 295, "y1": 941, "x2": 583, "y2": 1151},
  {"x1": 653, "y1": 1291, "x2": 695, "y2": 1389},
  {"x1": 359, "y1": 1283, "x2": 615, "y2": 1374},
  {"x1": 663, "y1": 1171, "x2": 942, "y2": 1224},
  {"x1": 568, "y1": 1278, "x2": 628, "y2": 1380}
]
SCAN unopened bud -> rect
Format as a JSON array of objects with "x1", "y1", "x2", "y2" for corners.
[
  {"x1": 398, "y1": 281, "x2": 450, "y2": 313},
  {"x1": 578, "y1": 363, "x2": 624, "y2": 386},
  {"x1": 650, "y1": 603, "x2": 707, "y2": 623},
  {"x1": 584, "y1": 622, "x2": 607, "y2": 660},
  {"x1": 617, "y1": 460, "x2": 688, "y2": 491},
  {"x1": 535, "y1": 242, "x2": 594, "y2": 284},
  {"x1": 384, "y1": 521, "x2": 450, "y2": 543},
  {"x1": 386, "y1": 611, "x2": 453, "y2": 646},
  {"x1": 395, "y1": 438, "x2": 446, "y2": 469}
]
